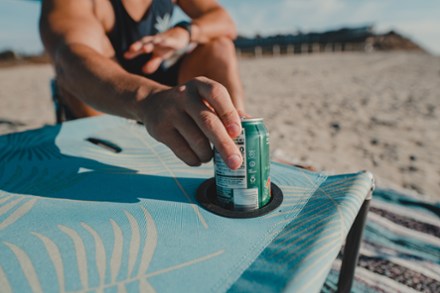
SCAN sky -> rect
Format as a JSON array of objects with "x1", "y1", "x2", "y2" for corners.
[{"x1": 0, "y1": 0, "x2": 439, "y2": 55}]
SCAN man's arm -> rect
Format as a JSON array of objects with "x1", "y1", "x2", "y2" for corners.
[
  {"x1": 40, "y1": 0, "x2": 243, "y2": 169},
  {"x1": 40, "y1": 0, "x2": 163, "y2": 119},
  {"x1": 178, "y1": 0, "x2": 237, "y2": 44}
]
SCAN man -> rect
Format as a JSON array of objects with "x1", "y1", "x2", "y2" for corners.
[{"x1": 40, "y1": 0, "x2": 245, "y2": 170}]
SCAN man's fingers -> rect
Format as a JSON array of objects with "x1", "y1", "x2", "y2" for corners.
[
  {"x1": 190, "y1": 77, "x2": 242, "y2": 139},
  {"x1": 124, "y1": 41, "x2": 144, "y2": 59},
  {"x1": 186, "y1": 101, "x2": 242, "y2": 170},
  {"x1": 141, "y1": 35, "x2": 155, "y2": 43},
  {"x1": 237, "y1": 109, "x2": 252, "y2": 119},
  {"x1": 152, "y1": 36, "x2": 163, "y2": 44},
  {"x1": 158, "y1": 129, "x2": 201, "y2": 167},
  {"x1": 175, "y1": 114, "x2": 212, "y2": 163},
  {"x1": 142, "y1": 55, "x2": 163, "y2": 74},
  {"x1": 124, "y1": 36, "x2": 156, "y2": 59},
  {"x1": 158, "y1": 37, "x2": 180, "y2": 49},
  {"x1": 129, "y1": 41, "x2": 143, "y2": 52},
  {"x1": 142, "y1": 43, "x2": 154, "y2": 54},
  {"x1": 124, "y1": 43, "x2": 154, "y2": 59}
]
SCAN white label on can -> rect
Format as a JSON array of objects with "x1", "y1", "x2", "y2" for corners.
[
  {"x1": 233, "y1": 188, "x2": 258, "y2": 209},
  {"x1": 215, "y1": 128, "x2": 247, "y2": 196}
]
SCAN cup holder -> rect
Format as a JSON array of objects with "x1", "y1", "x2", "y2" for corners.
[{"x1": 196, "y1": 178, "x2": 283, "y2": 218}]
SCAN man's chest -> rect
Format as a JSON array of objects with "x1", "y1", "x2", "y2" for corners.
[{"x1": 93, "y1": 0, "x2": 153, "y2": 33}]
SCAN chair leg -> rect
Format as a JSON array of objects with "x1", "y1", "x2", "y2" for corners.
[
  {"x1": 337, "y1": 196, "x2": 371, "y2": 293},
  {"x1": 50, "y1": 79, "x2": 65, "y2": 124}
]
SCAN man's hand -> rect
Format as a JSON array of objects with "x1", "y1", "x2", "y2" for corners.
[
  {"x1": 137, "y1": 76, "x2": 243, "y2": 169},
  {"x1": 124, "y1": 27, "x2": 191, "y2": 74}
]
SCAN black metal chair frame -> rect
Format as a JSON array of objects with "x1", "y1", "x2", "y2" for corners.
[{"x1": 336, "y1": 180, "x2": 374, "y2": 293}]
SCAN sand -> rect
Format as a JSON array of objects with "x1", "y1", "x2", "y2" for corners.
[{"x1": 0, "y1": 52, "x2": 439, "y2": 200}]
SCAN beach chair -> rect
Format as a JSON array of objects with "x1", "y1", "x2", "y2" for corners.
[
  {"x1": 47, "y1": 80, "x2": 374, "y2": 291},
  {"x1": 0, "y1": 115, "x2": 374, "y2": 292},
  {"x1": 48, "y1": 79, "x2": 373, "y2": 291}
]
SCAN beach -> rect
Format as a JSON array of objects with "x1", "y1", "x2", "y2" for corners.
[{"x1": 0, "y1": 52, "x2": 439, "y2": 200}]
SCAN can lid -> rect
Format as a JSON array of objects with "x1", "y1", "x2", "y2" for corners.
[{"x1": 240, "y1": 117, "x2": 263, "y2": 122}]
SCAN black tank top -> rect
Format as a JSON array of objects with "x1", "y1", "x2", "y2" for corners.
[{"x1": 108, "y1": 0, "x2": 175, "y2": 76}]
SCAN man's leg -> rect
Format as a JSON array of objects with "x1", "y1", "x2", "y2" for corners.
[
  {"x1": 55, "y1": 82, "x2": 103, "y2": 120},
  {"x1": 178, "y1": 37, "x2": 245, "y2": 111}
]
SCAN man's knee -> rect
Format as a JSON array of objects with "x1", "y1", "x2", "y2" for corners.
[
  {"x1": 178, "y1": 37, "x2": 239, "y2": 83},
  {"x1": 201, "y1": 37, "x2": 236, "y2": 61},
  {"x1": 207, "y1": 37, "x2": 235, "y2": 52}
]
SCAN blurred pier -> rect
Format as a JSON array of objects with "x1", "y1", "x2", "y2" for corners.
[{"x1": 234, "y1": 26, "x2": 425, "y2": 57}]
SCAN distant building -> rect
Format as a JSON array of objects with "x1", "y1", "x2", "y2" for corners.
[{"x1": 234, "y1": 26, "x2": 425, "y2": 57}]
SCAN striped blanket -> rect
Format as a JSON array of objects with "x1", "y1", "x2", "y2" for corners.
[{"x1": 322, "y1": 188, "x2": 440, "y2": 293}]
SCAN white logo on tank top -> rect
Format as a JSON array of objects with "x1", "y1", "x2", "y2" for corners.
[{"x1": 154, "y1": 13, "x2": 171, "y2": 33}]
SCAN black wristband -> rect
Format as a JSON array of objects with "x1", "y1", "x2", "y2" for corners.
[{"x1": 174, "y1": 21, "x2": 192, "y2": 42}]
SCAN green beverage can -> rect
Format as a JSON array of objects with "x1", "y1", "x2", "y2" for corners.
[{"x1": 214, "y1": 118, "x2": 271, "y2": 210}]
